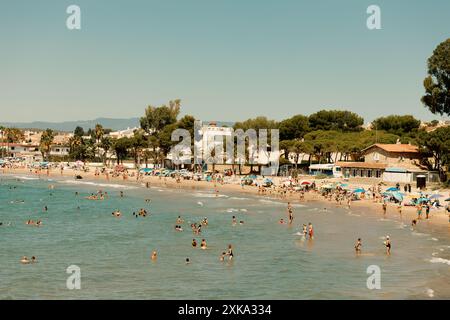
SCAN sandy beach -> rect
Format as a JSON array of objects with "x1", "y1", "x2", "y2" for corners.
[{"x1": 3, "y1": 166, "x2": 449, "y2": 231}]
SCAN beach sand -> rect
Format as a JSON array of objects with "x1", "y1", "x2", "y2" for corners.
[{"x1": 3, "y1": 166, "x2": 450, "y2": 230}]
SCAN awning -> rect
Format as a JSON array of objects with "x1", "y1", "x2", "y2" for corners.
[{"x1": 385, "y1": 167, "x2": 408, "y2": 173}]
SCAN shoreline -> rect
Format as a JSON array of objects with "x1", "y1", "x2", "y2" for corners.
[{"x1": 3, "y1": 167, "x2": 450, "y2": 232}]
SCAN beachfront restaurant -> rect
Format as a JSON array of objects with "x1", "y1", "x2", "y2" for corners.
[{"x1": 336, "y1": 161, "x2": 386, "y2": 179}]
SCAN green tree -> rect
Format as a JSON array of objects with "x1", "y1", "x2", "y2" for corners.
[
  {"x1": 421, "y1": 39, "x2": 450, "y2": 116},
  {"x1": 309, "y1": 110, "x2": 364, "y2": 132},
  {"x1": 39, "y1": 129, "x2": 55, "y2": 161},
  {"x1": 418, "y1": 127, "x2": 450, "y2": 177},
  {"x1": 112, "y1": 137, "x2": 130, "y2": 165},
  {"x1": 4, "y1": 127, "x2": 24, "y2": 143},
  {"x1": 372, "y1": 115, "x2": 421, "y2": 136},
  {"x1": 278, "y1": 115, "x2": 310, "y2": 141},
  {"x1": 99, "y1": 136, "x2": 112, "y2": 165},
  {"x1": 140, "y1": 99, "x2": 181, "y2": 165},
  {"x1": 74, "y1": 126, "x2": 85, "y2": 137}
]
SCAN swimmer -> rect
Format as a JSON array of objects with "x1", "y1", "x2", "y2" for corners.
[
  {"x1": 20, "y1": 256, "x2": 30, "y2": 264},
  {"x1": 120, "y1": 191, "x2": 124, "y2": 198},
  {"x1": 31, "y1": 256, "x2": 37, "y2": 263},
  {"x1": 176, "y1": 216, "x2": 183, "y2": 224},
  {"x1": 279, "y1": 218, "x2": 286, "y2": 224},
  {"x1": 354, "y1": 238, "x2": 362, "y2": 254},
  {"x1": 151, "y1": 251, "x2": 157, "y2": 261},
  {"x1": 43, "y1": 206, "x2": 48, "y2": 212},
  {"x1": 239, "y1": 220, "x2": 244, "y2": 225},
  {"x1": 411, "y1": 219, "x2": 417, "y2": 227},
  {"x1": 384, "y1": 236, "x2": 391, "y2": 255},
  {"x1": 226, "y1": 244, "x2": 234, "y2": 260},
  {"x1": 185, "y1": 258, "x2": 190, "y2": 265},
  {"x1": 200, "y1": 239, "x2": 207, "y2": 250},
  {"x1": 287, "y1": 202, "x2": 294, "y2": 224},
  {"x1": 308, "y1": 223, "x2": 314, "y2": 240},
  {"x1": 232, "y1": 216, "x2": 237, "y2": 226},
  {"x1": 192, "y1": 239, "x2": 197, "y2": 248},
  {"x1": 219, "y1": 252, "x2": 226, "y2": 262},
  {"x1": 302, "y1": 224, "x2": 307, "y2": 238}
]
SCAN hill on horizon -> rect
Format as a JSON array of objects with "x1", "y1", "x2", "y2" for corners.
[{"x1": 0, "y1": 118, "x2": 235, "y2": 132}]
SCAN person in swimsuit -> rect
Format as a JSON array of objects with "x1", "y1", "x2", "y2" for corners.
[
  {"x1": 308, "y1": 223, "x2": 314, "y2": 240},
  {"x1": 219, "y1": 252, "x2": 226, "y2": 262},
  {"x1": 200, "y1": 239, "x2": 207, "y2": 250},
  {"x1": 302, "y1": 224, "x2": 308, "y2": 238},
  {"x1": 192, "y1": 239, "x2": 197, "y2": 248},
  {"x1": 232, "y1": 216, "x2": 237, "y2": 226},
  {"x1": 226, "y1": 244, "x2": 234, "y2": 260},
  {"x1": 151, "y1": 251, "x2": 158, "y2": 261},
  {"x1": 385, "y1": 236, "x2": 391, "y2": 255},
  {"x1": 355, "y1": 238, "x2": 362, "y2": 254}
]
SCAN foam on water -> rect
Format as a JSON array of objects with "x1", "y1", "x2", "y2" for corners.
[
  {"x1": 59, "y1": 180, "x2": 138, "y2": 190},
  {"x1": 13, "y1": 176, "x2": 39, "y2": 181},
  {"x1": 429, "y1": 257, "x2": 450, "y2": 265}
]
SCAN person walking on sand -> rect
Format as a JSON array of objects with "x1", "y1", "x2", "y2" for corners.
[
  {"x1": 425, "y1": 204, "x2": 430, "y2": 219},
  {"x1": 417, "y1": 204, "x2": 423, "y2": 220},
  {"x1": 382, "y1": 202, "x2": 387, "y2": 215}
]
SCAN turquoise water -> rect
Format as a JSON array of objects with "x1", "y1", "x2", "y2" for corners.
[{"x1": 0, "y1": 174, "x2": 449, "y2": 299}]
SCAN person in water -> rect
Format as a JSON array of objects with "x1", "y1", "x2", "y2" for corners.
[
  {"x1": 226, "y1": 244, "x2": 234, "y2": 260},
  {"x1": 385, "y1": 236, "x2": 391, "y2": 255},
  {"x1": 20, "y1": 256, "x2": 30, "y2": 264},
  {"x1": 287, "y1": 202, "x2": 294, "y2": 224},
  {"x1": 308, "y1": 223, "x2": 314, "y2": 240},
  {"x1": 151, "y1": 251, "x2": 158, "y2": 261},
  {"x1": 192, "y1": 239, "x2": 197, "y2": 248},
  {"x1": 219, "y1": 252, "x2": 226, "y2": 262},
  {"x1": 354, "y1": 238, "x2": 362, "y2": 254},
  {"x1": 200, "y1": 239, "x2": 207, "y2": 250},
  {"x1": 232, "y1": 216, "x2": 237, "y2": 225},
  {"x1": 185, "y1": 258, "x2": 190, "y2": 265},
  {"x1": 302, "y1": 224, "x2": 308, "y2": 238}
]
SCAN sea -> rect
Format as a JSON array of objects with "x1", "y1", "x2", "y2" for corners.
[{"x1": 0, "y1": 174, "x2": 449, "y2": 299}]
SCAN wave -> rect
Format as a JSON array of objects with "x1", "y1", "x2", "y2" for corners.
[
  {"x1": 192, "y1": 193, "x2": 228, "y2": 198},
  {"x1": 229, "y1": 197, "x2": 251, "y2": 201},
  {"x1": 59, "y1": 180, "x2": 137, "y2": 190},
  {"x1": 429, "y1": 257, "x2": 450, "y2": 265},
  {"x1": 13, "y1": 176, "x2": 39, "y2": 180}
]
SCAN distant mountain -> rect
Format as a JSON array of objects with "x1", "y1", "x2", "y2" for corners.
[
  {"x1": 0, "y1": 118, "x2": 236, "y2": 132},
  {"x1": 0, "y1": 118, "x2": 141, "y2": 132}
]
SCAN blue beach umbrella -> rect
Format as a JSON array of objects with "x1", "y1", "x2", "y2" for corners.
[
  {"x1": 392, "y1": 192, "x2": 403, "y2": 202},
  {"x1": 386, "y1": 187, "x2": 398, "y2": 192},
  {"x1": 417, "y1": 197, "x2": 429, "y2": 203},
  {"x1": 353, "y1": 188, "x2": 365, "y2": 193}
]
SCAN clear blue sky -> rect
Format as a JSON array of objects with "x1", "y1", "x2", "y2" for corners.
[{"x1": 1, "y1": 0, "x2": 449, "y2": 123}]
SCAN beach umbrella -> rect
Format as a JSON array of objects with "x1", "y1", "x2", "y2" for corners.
[
  {"x1": 386, "y1": 187, "x2": 398, "y2": 192},
  {"x1": 140, "y1": 168, "x2": 152, "y2": 173},
  {"x1": 353, "y1": 188, "x2": 365, "y2": 193},
  {"x1": 392, "y1": 192, "x2": 403, "y2": 202},
  {"x1": 300, "y1": 180, "x2": 312, "y2": 185},
  {"x1": 417, "y1": 197, "x2": 429, "y2": 203}
]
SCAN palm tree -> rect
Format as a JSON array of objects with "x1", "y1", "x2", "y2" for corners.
[
  {"x1": 99, "y1": 136, "x2": 112, "y2": 166},
  {"x1": 39, "y1": 129, "x2": 55, "y2": 161},
  {"x1": 0, "y1": 126, "x2": 5, "y2": 158},
  {"x1": 94, "y1": 124, "x2": 104, "y2": 160}
]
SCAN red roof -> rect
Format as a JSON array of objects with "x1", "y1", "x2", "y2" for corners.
[{"x1": 362, "y1": 143, "x2": 419, "y2": 153}]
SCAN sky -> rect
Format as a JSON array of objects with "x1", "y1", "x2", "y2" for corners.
[{"x1": 0, "y1": 0, "x2": 449, "y2": 124}]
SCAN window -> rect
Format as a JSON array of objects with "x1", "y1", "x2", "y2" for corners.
[{"x1": 367, "y1": 170, "x2": 372, "y2": 178}]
